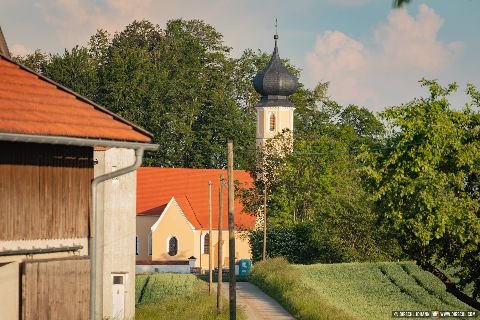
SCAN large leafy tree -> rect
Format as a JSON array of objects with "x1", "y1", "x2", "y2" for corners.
[
  {"x1": 14, "y1": 20, "x2": 336, "y2": 170},
  {"x1": 364, "y1": 80, "x2": 480, "y2": 306},
  {"x1": 98, "y1": 20, "x2": 256, "y2": 168},
  {"x1": 15, "y1": 19, "x2": 258, "y2": 169},
  {"x1": 238, "y1": 97, "x2": 400, "y2": 262}
]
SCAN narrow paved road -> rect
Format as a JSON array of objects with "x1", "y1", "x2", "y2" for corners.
[{"x1": 221, "y1": 282, "x2": 295, "y2": 320}]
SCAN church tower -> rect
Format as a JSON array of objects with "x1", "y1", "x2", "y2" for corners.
[{"x1": 253, "y1": 33, "x2": 298, "y2": 150}]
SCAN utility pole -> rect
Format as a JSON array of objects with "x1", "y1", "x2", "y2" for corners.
[
  {"x1": 217, "y1": 174, "x2": 224, "y2": 313},
  {"x1": 227, "y1": 141, "x2": 236, "y2": 320},
  {"x1": 208, "y1": 181, "x2": 213, "y2": 295},
  {"x1": 263, "y1": 182, "x2": 267, "y2": 261}
]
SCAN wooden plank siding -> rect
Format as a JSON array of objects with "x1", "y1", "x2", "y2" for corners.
[
  {"x1": 21, "y1": 257, "x2": 90, "y2": 320},
  {"x1": 0, "y1": 142, "x2": 93, "y2": 240}
]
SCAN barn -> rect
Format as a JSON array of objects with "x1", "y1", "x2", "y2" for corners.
[{"x1": 0, "y1": 49, "x2": 157, "y2": 319}]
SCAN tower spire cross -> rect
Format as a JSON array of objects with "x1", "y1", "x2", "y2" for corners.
[{"x1": 274, "y1": 18, "x2": 278, "y2": 40}]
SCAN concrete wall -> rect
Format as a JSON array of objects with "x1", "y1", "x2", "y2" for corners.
[
  {"x1": 95, "y1": 148, "x2": 136, "y2": 320},
  {"x1": 136, "y1": 264, "x2": 242, "y2": 275},
  {"x1": 135, "y1": 264, "x2": 190, "y2": 274},
  {"x1": 256, "y1": 106, "x2": 294, "y2": 148}
]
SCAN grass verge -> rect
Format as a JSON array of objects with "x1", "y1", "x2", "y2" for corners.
[
  {"x1": 135, "y1": 273, "x2": 246, "y2": 320},
  {"x1": 249, "y1": 257, "x2": 356, "y2": 320}
]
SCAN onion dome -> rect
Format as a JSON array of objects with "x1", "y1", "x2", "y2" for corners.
[{"x1": 253, "y1": 34, "x2": 298, "y2": 107}]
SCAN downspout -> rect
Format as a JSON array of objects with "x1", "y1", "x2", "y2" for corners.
[{"x1": 90, "y1": 148, "x2": 145, "y2": 320}]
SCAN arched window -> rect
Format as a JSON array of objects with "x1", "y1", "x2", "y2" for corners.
[
  {"x1": 269, "y1": 113, "x2": 276, "y2": 131},
  {"x1": 202, "y1": 233, "x2": 210, "y2": 254},
  {"x1": 168, "y1": 236, "x2": 178, "y2": 256}
]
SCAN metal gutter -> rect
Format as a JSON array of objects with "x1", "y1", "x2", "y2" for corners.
[
  {"x1": 0, "y1": 245, "x2": 83, "y2": 257},
  {"x1": 0, "y1": 132, "x2": 158, "y2": 151},
  {"x1": 90, "y1": 148, "x2": 145, "y2": 320}
]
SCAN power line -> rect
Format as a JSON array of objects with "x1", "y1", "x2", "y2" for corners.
[{"x1": 233, "y1": 140, "x2": 426, "y2": 156}]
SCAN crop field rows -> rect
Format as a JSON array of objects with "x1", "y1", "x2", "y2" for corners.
[{"x1": 298, "y1": 261, "x2": 475, "y2": 320}]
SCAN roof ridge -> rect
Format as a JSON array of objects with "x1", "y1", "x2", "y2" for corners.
[{"x1": 184, "y1": 194, "x2": 203, "y2": 229}]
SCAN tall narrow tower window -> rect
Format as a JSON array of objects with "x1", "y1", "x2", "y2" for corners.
[{"x1": 269, "y1": 114, "x2": 276, "y2": 131}]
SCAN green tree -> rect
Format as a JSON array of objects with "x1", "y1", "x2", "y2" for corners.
[
  {"x1": 393, "y1": 0, "x2": 410, "y2": 8},
  {"x1": 364, "y1": 79, "x2": 480, "y2": 306},
  {"x1": 45, "y1": 46, "x2": 100, "y2": 101},
  {"x1": 239, "y1": 104, "x2": 398, "y2": 263}
]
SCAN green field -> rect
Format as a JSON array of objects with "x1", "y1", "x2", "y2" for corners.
[
  {"x1": 135, "y1": 273, "x2": 245, "y2": 320},
  {"x1": 250, "y1": 258, "x2": 476, "y2": 320}
]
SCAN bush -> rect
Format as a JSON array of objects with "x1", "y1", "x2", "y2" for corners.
[
  {"x1": 249, "y1": 222, "x2": 322, "y2": 264},
  {"x1": 249, "y1": 220, "x2": 403, "y2": 264}
]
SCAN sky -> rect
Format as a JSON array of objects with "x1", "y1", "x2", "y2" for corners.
[{"x1": 1, "y1": 0, "x2": 479, "y2": 111}]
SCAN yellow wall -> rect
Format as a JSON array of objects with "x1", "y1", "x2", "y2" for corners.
[
  {"x1": 151, "y1": 199, "x2": 196, "y2": 261},
  {"x1": 147, "y1": 198, "x2": 252, "y2": 269},
  {"x1": 198, "y1": 230, "x2": 251, "y2": 269},
  {"x1": 136, "y1": 216, "x2": 158, "y2": 261},
  {"x1": 256, "y1": 106, "x2": 295, "y2": 148}
]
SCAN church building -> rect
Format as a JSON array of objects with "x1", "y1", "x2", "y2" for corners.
[{"x1": 135, "y1": 33, "x2": 298, "y2": 273}]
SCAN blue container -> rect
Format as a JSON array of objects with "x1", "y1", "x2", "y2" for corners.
[{"x1": 238, "y1": 259, "x2": 252, "y2": 276}]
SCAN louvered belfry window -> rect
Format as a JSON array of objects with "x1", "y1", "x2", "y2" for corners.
[
  {"x1": 168, "y1": 236, "x2": 178, "y2": 256},
  {"x1": 269, "y1": 114, "x2": 276, "y2": 131}
]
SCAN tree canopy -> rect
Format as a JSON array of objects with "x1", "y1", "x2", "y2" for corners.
[{"x1": 364, "y1": 79, "x2": 480, "y2": 302}]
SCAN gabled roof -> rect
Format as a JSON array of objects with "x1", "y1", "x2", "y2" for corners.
[
  {"x1": 137, "y1": 167, "x2": 256, "y2": 230},
  {"x1": 150, "y1": 197, "x2": 196, "y2": 232},
  {"x1": 0, "y1": 53, "x2": 152, "y2": 143}
]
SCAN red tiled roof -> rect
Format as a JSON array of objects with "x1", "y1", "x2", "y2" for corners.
[
  {"x1": 0, "y1": 55, "x2": 152, "y2": 142},
  {"x1": 137, "y1": 168, "x2": 256, "y2": 230}
]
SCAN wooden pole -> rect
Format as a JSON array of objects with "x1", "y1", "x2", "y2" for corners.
[
  {"x1": 208, "y1": 181, "x2": 213, "y2": 295},
  {"x1": 227, "y1": 141, "x2": 236, "y2": 320},
  {"x1": 263, "y1": 182, "x2": 267, "y2": 261},
  {"x1": 217, "y1": 174, "x2": 224, "y2": 313}
]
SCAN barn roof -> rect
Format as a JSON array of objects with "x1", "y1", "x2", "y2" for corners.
[
  {"x1": 0, "y1": 53, "x2": 153, "y2": 144},
  {"x1": 137, "y1": 167, "x2": 256, "y2": 230}
]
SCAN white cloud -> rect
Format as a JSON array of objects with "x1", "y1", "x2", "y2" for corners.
[
  {"x1": 305, "y1": 4, "x2": 464, "y2": 110},
  {"x1": 10, "y1": 43, "x2": 32, "y2": 56}
]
